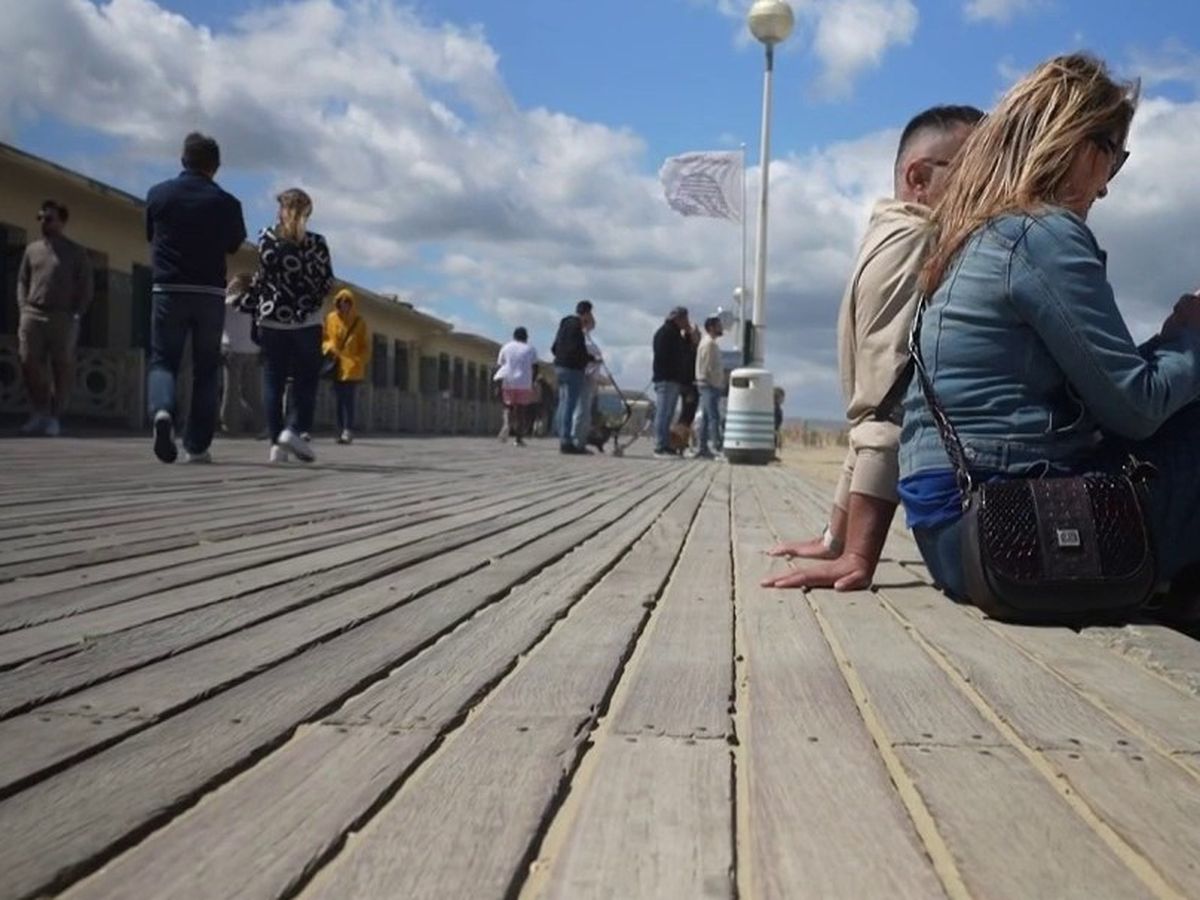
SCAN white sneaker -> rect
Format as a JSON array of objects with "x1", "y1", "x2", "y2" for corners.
[
  {"x1": 269, "y1": 444, "x2": 289, "y2": 464},
  {"x1": 338, "y1": 429, "x2": 353, "y2": 445},
  {"x1": 279, "y1": 428, "x2": 315, "y2": 462},
  {"x1": 19, "y1": 414, "x2": 47, "y2": 435},
  {"x1": 43, "y1": 418, "x2": 62, "y2": 437},
  {"x1": 183, "y1": 450, "x2": 212, "y2": 463}
]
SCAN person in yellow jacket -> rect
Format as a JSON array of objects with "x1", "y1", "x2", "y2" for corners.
[{"x1": 322, "y1": 287, "x2": 370, "y2": 444}]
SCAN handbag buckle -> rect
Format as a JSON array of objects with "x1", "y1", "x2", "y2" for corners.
[{"x1": 1055, "y1": 528, "x2": 1082, "y2": 549}]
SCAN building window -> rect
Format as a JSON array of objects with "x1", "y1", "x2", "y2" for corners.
[
  {"x1": 437, "y1": 353, "x2": 450, "y2": 392},
  {"x1": 465, "y1": 362, "x2": 477, "y2": 401},
  {"x1": 479, "y1": 367, "x2": 491, "y2": 403},
  {"x1": 452, "y1": 357, "x2": 464, "y2": 399},
  {"x1": 0, "y1": 223, "x2": 27, "y2": 337},
  {"x1": 393, "y1": 341, "x2": 409, "y2": 390},
  {"x1": 130, "y1": 263, "x2": 153, "y2": 351},
  {"x1": 371, "y1": 335, "x2": 388, "y2": 387},
  {"x1": 419, "y1": 355, "x2": 438, "y2": 394}
]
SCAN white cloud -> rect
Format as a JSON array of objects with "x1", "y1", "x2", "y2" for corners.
[
  {"x1": 963, "y1": 0, "x2": 1044, "y2": 24},
  {"x1": 1, "y1": 1, "x2": 1196, "y2": 420},
  {"x1": 694, "y1": 0, "x2": 917, "y2": 99},
  {"x1": 1130, "y1": 40, "x2": 1200, "y2": 91}
]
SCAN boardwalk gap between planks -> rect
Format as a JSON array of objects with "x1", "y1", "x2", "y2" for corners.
[{"x1": 0, "y1": 436, "x2": 1196, "y2": 900}]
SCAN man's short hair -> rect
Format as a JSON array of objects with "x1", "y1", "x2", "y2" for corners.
[
  {"x1": 181, "y1": 132, "x2": 221, "y2": 173},
  {"x1": 704, "y1": 315, "x2": 721, "y2": 331},
  {"x1": 668, "y1": 305, "x2": 689, "y2": 321},
  {"x1": 894, "y1": 105, "x2": 985, "y2": 169},
  {"x1": 39, "y1": 200, "x2": 68, "y2": 223},
  {"x1": 513, "y1": 326, "x2": 528, "y2": 341},
  {"x1": 575, "y1": 300, "x2": 593, "y2": 316}
]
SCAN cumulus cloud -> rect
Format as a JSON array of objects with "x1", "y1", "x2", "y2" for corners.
[
  {"x1": 694, "y1": 0, "x2": 917, "y2": 99},
  {"x1": 1, "y1": 1, "x2": 1196, "y2": 420},
  {"x1": 963, "y1": 0, "x2": 1043, "y2": 24}
]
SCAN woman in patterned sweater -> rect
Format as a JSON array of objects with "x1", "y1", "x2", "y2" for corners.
[{"x1": 246, "y1": 188, "x2": 334, "y2": 463}]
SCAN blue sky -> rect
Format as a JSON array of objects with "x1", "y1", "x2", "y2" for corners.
[{"x1": 3, "y1": 0, "x2": 1199, "y2": 416}]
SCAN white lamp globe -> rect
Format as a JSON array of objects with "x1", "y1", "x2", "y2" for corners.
[{"x1": 747, "y1": 0, "x2": 795, "y2": 45}]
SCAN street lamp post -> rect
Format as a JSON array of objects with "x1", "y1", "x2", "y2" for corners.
[
  {"x1": 746, "y1": 0, "x2": 793, "y2": 366},
  {"x1": 723, "y1": 0, "x2": 793, "y2": 466}
]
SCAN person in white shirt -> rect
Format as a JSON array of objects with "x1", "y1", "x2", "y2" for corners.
[
  {"x1": 221, "y1": 273, "x2": 259, "y2": 433},
  {"x1": 694, "y1": 315, "x2": 725, "y2": 458},
  {"x1": 494, "y1": 327, "x2": 539, "y2": 446}
]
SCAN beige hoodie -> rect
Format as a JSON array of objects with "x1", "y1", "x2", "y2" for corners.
[{"x1": 833, "y1": 199, "x2": 934, "y2": 508}]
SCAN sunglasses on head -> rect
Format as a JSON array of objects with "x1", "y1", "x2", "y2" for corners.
[{"x1": 1092, "y1": 135, "x2": 1130, "y2": 180}]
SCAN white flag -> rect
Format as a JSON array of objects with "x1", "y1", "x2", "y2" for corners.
[{"x1": 659, "y1": 151, "x2": 743, "y2": 222}]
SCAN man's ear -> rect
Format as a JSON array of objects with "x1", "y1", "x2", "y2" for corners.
[{"x1": 902, "y1": 158, "x2": 931, "y2": 203}]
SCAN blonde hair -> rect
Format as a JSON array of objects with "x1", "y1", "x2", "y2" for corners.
[
  {"x1": 275, "y1": 188, "x2": 313, "y2": 243},
  {"x1": 921, "y1": 53, "x2": 1138, "y2": 294}
]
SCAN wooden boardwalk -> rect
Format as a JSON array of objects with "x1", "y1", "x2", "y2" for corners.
[{"x1": 0, "y1": 435, "x2": 1198, "y2": 900}]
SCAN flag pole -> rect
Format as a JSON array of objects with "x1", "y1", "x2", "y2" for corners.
[{"x1": 740, "y1": 142, "x2": 748, "y2": 361}]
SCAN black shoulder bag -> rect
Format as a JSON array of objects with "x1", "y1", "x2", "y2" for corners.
[{"x1": 909, "y1": 297, "x2": 1156, "y2": 623}]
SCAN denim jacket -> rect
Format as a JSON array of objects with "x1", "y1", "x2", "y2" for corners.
[{"x1": 900, "y1": 207, "x2": 1200, "y2": 480}]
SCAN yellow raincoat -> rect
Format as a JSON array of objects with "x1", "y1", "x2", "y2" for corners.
[{"x1": 322, "y1": 288, "x2": 370, "y2": 382}]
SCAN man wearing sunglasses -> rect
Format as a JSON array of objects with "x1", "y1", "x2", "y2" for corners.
[{"x1": 15, "y1": 200, "x2": 93, "y2": 437}]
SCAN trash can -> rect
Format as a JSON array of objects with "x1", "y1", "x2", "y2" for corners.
[{"x1": 723, "y1": 367, "x2": 775, "y2": 465}]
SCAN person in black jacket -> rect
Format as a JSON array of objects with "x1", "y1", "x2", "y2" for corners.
[
  {"x1": 145, "y1": 132, "x2": 247, "y2": 464},
  {"x1": 652, "y1": 306, "x2": 691, "y2": 457},
  {"x1": 551, "y1": 299, "x2": 594, "y2": 454}
]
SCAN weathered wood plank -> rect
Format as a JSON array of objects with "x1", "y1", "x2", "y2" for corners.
[
  {"x1": 60, "y1": 726, "x2": 430, "y2": 900},
  {"x1": 0, "y1": 468, "x2": 659, "y2": 793},
  {"x1": 45, "y1": 468, "x2": 703, "y2": 900},
  {"x1": 537, "y1": 740, "x2": 734, "y2": 900},
  {"x1": 0, "y1": 467, "x2": 696, "y2": 899},
  {"x1": 0, "y1": 472, "x2": 653, "y2": 718},
  {"x1": 610, "y1": 471, "x2": 734, "y2": 738},
  {"x1": 1083, "y1": 625, "x2": 1200, "y2": 698},
  {"x1": 732, "y1": 468, "x2": 943, "y2": 900},
  {"x1": 298, "y1": 476, "x2": 711, "y2": 900},
  {"x1": 896, "y1": 746, "x2": 1154, "y2": 900},
  {"x1": 0, "y1": 469, "x2": 602, "y2": 665}
]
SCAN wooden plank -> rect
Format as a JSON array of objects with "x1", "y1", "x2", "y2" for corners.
[
  {"x1": 60, "y1": 726, "x2": 430, "y2": 900},
  {"x1": 0, "y1": 468, "x2": 660, "y2": 793},
  {"x1": 535, "y1": 740, "x2": 733, "y2": 900},
  {"x1": 731, "y1": 468, "x2": 943, "y2": 900},
  {"x1": 48, "y1": 470, "x2": 703, "y2": 900},
  {"x1": 0, "y1": 469, "x2": 602, "y2": 665},
  {"x1": 896, "y1": 747, "x2": 1153, "y2": 900},
  {"x1": 299, "y1": 476, "x2": 711, "y2": 900},
  {"x1": 0, "y1": 471, "x2": 653, "y2": 718},
  {"x1": 609, "y1": 472, "x2": 734, "y2": 738},
  {"x1": 1083, "y1": 625, "x2": 1200, "y2": 698},
  {"x1": 990, "y1": 623, "x2": 1200, "y2": 757},
  {"x1": 0, "y1": 469, "x2": 697, "y2": 899},
  {"x1": 0, "y1": 464, "x2": 581, "y2": 616}
]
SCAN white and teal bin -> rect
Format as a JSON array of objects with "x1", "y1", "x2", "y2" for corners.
[{"x1": 723, "y1": 367, "x2": 775, "y2": 465}]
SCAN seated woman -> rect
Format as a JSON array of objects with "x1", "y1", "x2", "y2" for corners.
[{"x1": 899, "y1": 53, "x2": 1200, "y2": 606}]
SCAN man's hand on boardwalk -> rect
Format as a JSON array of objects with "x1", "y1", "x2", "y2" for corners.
[
  {"x1": 766, "y1": 536, "x2": 838, "y2": 560},
  {"x1": 760, "y1": 552, "x2": 875, "y2": 591}
]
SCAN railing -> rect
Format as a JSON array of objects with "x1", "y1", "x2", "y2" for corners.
[{"x1": 0, "y1": 336, "x2": 503, "y2": 436}]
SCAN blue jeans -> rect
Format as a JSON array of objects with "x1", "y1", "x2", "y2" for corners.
[
  {"x1": 653, "y1": 381, "x2": 681, "y2": 452},
  {"x1": 260, "y1": 325, "x2": 322, "y2": 443},
  {"x1": 915, "y1": 403, "x2": 1200, "y2": 597},
  {"x1": 148, "y1": 292, "x2": 225, "y2": 454},
  {"x1": 555, "y1": 367, "x2": 585, "y2": 447},
  {"x1": 698, "y1": 384, "x2": 722, "y2": 453},
  {"x1": 573, "y1": 376, "x2": 596, "y2": 448},
  {"x1": 334, "y1": 380, "x2": 357, "y2": 432}
]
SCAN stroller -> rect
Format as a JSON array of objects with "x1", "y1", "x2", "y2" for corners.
[{"x1": 585, "y1": 363, "x2": 641, "y2": 457}]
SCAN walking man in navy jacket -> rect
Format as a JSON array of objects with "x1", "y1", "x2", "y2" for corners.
[{"x1": 145, "y1": 132, "x2": 247, "y2": 463}]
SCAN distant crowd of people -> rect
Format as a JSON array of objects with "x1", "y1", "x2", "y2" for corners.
[{"x1": 16, "y1": 132, "x2": 372, "y2": 462}]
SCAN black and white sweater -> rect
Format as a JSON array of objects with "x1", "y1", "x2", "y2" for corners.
[{"x1": 247, "y1": 227, "x2": 335, "y2": 327}]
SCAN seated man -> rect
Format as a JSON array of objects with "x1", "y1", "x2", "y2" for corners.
[{"x1": 764, "y1": 104, "x2": 983, "y2": 590}]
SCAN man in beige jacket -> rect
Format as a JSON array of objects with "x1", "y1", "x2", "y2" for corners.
[{"x1": 764, "y1": 105, "x2": 983, "y2": 590}]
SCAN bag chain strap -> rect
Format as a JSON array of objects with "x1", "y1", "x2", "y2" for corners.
[{"x1": 908, "y1": 296, "x2": 976, "y2": 503}]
